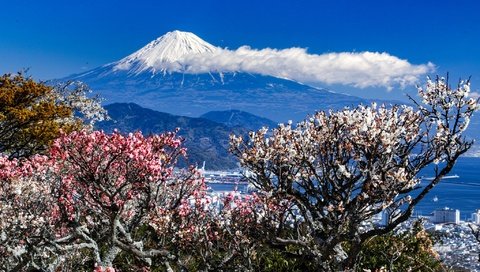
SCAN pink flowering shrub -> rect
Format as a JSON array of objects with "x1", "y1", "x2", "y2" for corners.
[
  {"x1": 0, "y1": 155, "x2": 64, "y2": 271},
  {"x1": 0, "y1": 129, "x2": 206, "y2": 271},
  {"x1": 174, "y1": 189, "x2": 296, "y2": 270}
]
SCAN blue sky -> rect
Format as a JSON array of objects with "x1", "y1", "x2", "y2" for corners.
[{"x1": 1, "y1": 0, "x2": 479, "y2": 101}]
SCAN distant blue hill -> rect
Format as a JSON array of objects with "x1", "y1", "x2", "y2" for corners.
[
  {"x1": 201, "y1": 109, "x2": 278, "y2": 131},
  {"x1": 96, "y1": 103, "x2": 268, "y2": 170}
]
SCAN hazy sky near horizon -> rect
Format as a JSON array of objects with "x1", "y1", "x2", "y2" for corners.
[{"x1": 1, "y1": 0, "x2": 479, "y2": 101}]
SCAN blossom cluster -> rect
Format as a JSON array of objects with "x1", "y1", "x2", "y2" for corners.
[
  {"x1": 229, "y1": 75, "x2": 478, "y2": 268},
  {"x1": 0, "y1": 130, "x2": 205, "y2": 271},
  {"x1": 52, "y1": 80, "x2": 109, "y2": 125},
  {"x1": 417, "y1": 76, "x2": 478, "y2": 161}
]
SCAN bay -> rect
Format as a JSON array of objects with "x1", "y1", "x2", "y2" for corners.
[
  {"x1": 207, "y1": 157, "x2": 480, "y2": 220},
  {"x1": 415, "y1": 157, "x2": 480, "y2": 219}
]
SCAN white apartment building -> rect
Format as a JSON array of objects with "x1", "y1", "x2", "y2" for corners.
[{"x1": 432, "y1": 207, "x2": 460, "y2": 224}]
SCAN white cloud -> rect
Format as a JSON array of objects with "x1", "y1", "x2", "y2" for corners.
[{"x1": 179, "y1": 46, "x2": 434, "y2": 89}]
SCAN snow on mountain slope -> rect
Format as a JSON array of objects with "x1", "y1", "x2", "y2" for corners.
[
  {"x1": 55, "y1": 30, "x2": 480, "y2": 160},
  {"x1": 113, "y1": 30, "x2": 218, "y2": 74},
  {"x1": 61, "y1": 31, "x2": 391, "y2": 122}
]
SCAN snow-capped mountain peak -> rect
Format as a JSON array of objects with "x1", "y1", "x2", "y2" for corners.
[
  {"x1": 113, "y1": 30, "x2": 217, "y2": 74},
  {"x1": 62, "y1": 30, "x2": 376, "y2": 123}
]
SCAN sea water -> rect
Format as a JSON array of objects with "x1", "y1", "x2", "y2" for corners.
[
  {"x1": 209, "y1": 157, "x2": 480, "y2": 219},
  {"x1": 415, "y1": 157, "x2": 480, "y2": 218}
]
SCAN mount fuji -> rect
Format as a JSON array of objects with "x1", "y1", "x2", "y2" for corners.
[
  {"x1": 58, "y1": 30, "x2": 480, "y2": 163},
  {"x1": 62, "y1": 30, "x2": 372, "y2": 122}
]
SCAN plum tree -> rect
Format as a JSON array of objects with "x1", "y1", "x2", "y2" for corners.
[
  {"x1": 230, "y1": 76, "x2": 478, "y2": 270},
  {"x1": 0, "y1": 130, "x2": 205, "y2": 271}
]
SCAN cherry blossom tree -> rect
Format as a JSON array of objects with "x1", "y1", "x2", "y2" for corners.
[
  {"x1": 0, "y1": 130, "x2": 205, "y2": 271},
  {"x1": 230, "y1": 76, "x2": 478, "y2": 270}
]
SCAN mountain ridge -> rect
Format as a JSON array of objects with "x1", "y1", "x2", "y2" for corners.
[
  {"x1": 56, "y1": 30, "x2": 480, "y2": 160},
  {"x1": 60, "y1": 30, "x2": 377, "y2": 122},
  {"x1": 96, "y1": 103, "x2": 254, "y2": 170},
  {"x1": 201, "y1": 109, "x2": 278, "y2": 131}
]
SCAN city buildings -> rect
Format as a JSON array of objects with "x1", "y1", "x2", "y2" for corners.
[{"x1": 432, "y1": 207, "x2": 461, "y2": 224}]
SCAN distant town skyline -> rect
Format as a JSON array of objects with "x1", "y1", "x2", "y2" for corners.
[{"x1": 1, "y1": 0, "x2": 479, "y2": 101}]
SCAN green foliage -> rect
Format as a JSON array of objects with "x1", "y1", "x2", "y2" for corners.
[
  {"x1": 356, "y1": 221, "x2": 446, "y2": 272},
  {"x1": 167, "y1": 244, "x2": 321, "y2": 272},
  {"x1": 252, "y1": 245, "x2": 321, "y2": 272}
]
